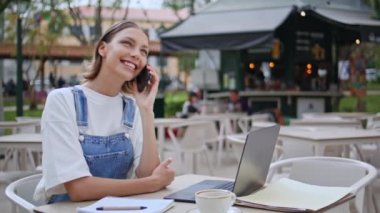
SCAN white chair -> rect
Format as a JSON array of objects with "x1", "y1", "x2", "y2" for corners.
[
  {"x1": 5, "y1": 173, "x2": 44, "y2": 213},
  {"x1": 165, "y1": 120, "x2": 215, "y2": 175},
  {"x1": 366, "y1": 114, "x2": 380, "y2": 130},
  {"x1": 15, "y1": 117, "x2": 41, "y2": 133},
  {"x1": 369, "y1": 154, "x2": 380, "y2": 213},
  {"x1": 354, "y1": 114, "x2": 380, "y2": 212},
  {"x1": 267, "y1": 156, "x2": 377, "y2": 213},
  {"x1": 237, "y1": 113, "x2": 270, "y2": 133},
  {"x1": 1, "y1": 118, "x2": 41, "y2": 171},
  {"x1": 16, "y1": 117, "x2": 42, "y2": 170}
]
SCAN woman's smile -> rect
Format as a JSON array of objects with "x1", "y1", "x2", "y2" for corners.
[{"x1": 120, "y1": 59, "x2": 137, "y2": 71}]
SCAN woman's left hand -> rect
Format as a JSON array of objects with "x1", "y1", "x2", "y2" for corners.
[{"x1": 134, "y1": 64, "x2": 159, "y2": 112}]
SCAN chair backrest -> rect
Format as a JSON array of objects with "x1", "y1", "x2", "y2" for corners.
[
  {"x1": 367, "y1": 115, "x2": 380, "y2": 130},
  {"x1": 15, "y1": 117, "x2": 41, "y2": 133},
  {"x1": 268, "y1": 157, "x2": 377, "y2": 213},
  {"x1": 5, "y1": 173, "x2": 45, "y2": 213},
  {"x1": 168, "y1": 120, "x2": 216, "y2": 151},
  {"x1": 238, "y1": 113, "x2": 270, "y2": 133}
]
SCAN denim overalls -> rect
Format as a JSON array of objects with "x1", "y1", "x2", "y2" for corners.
[{"x1": 49, "y1": 86, "x2": 136, "y2": 203}]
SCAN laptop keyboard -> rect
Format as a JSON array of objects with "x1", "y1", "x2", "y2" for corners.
[
  {"x1": 164, "y1": 180, "x2": 235, "y2": 202},
  {"x1": 215, "y1": 181, "x2": 234, "y2": 191}
]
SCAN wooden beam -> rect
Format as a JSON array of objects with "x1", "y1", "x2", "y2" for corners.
[{"x1": 0, "y1": 41, "x2": 164, "y2": 60}]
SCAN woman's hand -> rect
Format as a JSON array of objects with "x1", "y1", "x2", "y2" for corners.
[
  {"x1": 134, "y1": 64, "x2": 159, "y2": 112},
  {"x1": 149, "y1": 159, "x2": 175, "y2": 191}
]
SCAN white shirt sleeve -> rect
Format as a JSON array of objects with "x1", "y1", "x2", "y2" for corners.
[{"x1": 34, "y1": 89, "x2": 91, "y2": 201}]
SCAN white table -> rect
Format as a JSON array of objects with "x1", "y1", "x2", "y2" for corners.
[
  {"x1": 279, "y1": 126, "x2": 380, "y2": 157},
  {"x1": 226, "y1": 126, "x2": 380, "y2": 159},
  {"x1": 0, "y1": 133, "x2": 42, "y2": 150},
  {"x1": 289, "y1": 118, "x2": 362, "y2": 128},
  {"x1": 0, "y1": 133, "x2": 42, "y2": 170},
  {"x1": 33, "y1": 174, "x2": 349, "y2": 213},
  {"x1": 0, "y1": 121, "x2": 40, "y2": 134},
  {"x1": 302, "y1": 112, "x2": 374, "y2": 120}
]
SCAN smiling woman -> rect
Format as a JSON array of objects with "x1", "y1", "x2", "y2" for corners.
[{"x1": 33, "y1": 20, "x2": 175, "y2": 204}]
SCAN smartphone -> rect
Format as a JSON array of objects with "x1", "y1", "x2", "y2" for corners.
[{"x1": 136, "y1": 65, "x2": 151, "y2": 92}]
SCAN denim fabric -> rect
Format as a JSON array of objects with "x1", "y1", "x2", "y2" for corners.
[
  {"x1": 49, "y1": 87, "x2": 135, "y2": 203},
  {"x1": 72, "y1": 86, "x2": 88, "y2": 127},
  {"x1": 123, "y1": 96, "x2": 135, "y2": 129}
]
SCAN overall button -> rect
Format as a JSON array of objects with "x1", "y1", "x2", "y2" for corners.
[
  {"x1": 124, "y1": 133, "x2": 130, "y2": 139},
  {"x1": 79, "y1": 135, "x2": 85, "y2": 141}
]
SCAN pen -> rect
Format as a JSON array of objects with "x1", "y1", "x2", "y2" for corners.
[{"x1": 96, "y1": 206, "x2": 147, "y2": 211}]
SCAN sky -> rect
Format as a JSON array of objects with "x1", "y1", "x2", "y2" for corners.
[
  {"x1": 128, "y1": 0, "x2": 164, "y2": 9},
  {"x1": 73, "y1": 0, "x2": 164, "y2": 9}
]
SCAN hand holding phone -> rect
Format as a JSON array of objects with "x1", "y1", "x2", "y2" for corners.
[{"x1": 136, "y1": 65, "x2": 151, "y2": 92}]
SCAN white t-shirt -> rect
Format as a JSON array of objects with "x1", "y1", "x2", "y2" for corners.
[{"x1": 34, "y1": 85, "x2": 143, "y2": 201}]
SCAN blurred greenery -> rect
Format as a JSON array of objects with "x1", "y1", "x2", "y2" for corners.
[
  {"x1": 338, "y1": 96, "x2": 358, "y2": 112},
  {"x1": 2, "y1": 90, "x2": 378, "y2": 121},
  {"x1": 164, "y1": 90, "x2": 188, "y2": 117},
  {"x1": 368, "y1": 81, "x2": 380, "y2": 90},
  {"x1": 339, "y1": 95, "x2": 380, "y2": 113},
  {"x1": 4, "y1": 109, "x2": 43, "y2": 121}
]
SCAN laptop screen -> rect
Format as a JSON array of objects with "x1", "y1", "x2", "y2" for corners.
[
  {"x1": 233, "y1": 124, "x2": 280, "y2": 196},
  {"x1": 163, "y1": 124, "x2": 280, "y2": 202}
]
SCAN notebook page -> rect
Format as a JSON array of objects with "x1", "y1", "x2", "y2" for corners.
[
  {"x1": 77, "y1": 196, "x2": 174, "y2": 213},
  {"x1": 237, "y1": 178, "x2": 351, "y2": 211}
]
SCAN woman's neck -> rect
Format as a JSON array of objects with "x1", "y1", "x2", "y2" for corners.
[{"x1": 83, "y1": 74, "x2": 122, "y2": 97}]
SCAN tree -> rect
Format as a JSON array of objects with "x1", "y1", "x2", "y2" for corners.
[
  {"x1": 2, "y1": 0, "x2": 132, "y2": 109},
  {"x1": 362, "y1": 0, "x2": 380, "y2": 72},
  {"x1": 162, "y1": 0, "x2": 215, "y2": 88},
  {"x1": 363, "y1": 0, "x2": 380, "y2": 19},
  {"x1": 63, "y1": 0, "x2": 131, "y2": 45},
  {"x1": 163, "y1": 0, "x2": 215, "y2": 17},
  {"x1": 3, "y1": 0, "x2": 68, "y2": 109}
]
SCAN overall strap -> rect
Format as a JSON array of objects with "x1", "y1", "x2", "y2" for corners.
[
  {"x1": 71, "y1": 86, "x2": 88, "y2": 127},
  {"x1": 122, "y1": 96, "x2": 135, "y2": 129}
]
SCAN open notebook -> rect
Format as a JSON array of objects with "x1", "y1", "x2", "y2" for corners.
[
  {"x1": 77, "y1": 196, "x2": 174, "y2": 213},
  {"x1": 235, "y1": 178, "x2": 354, "y2": 212}
]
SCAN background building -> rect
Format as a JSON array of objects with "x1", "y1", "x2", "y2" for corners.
[{"x1": 161, "y1": 0, "x2": 380, "y2": 117}]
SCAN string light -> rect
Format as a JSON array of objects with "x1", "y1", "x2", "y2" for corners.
[
  {"x1": 269, "y1": 62, "x2": 275, "y2": 68},
  {"x1": 306, "y1": 64, "x2": 312, "y2": 75},
  {"x1": 249, "y1": 63, "x2": 255, "y2": 70}
]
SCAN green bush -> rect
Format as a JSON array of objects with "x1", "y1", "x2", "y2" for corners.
[
  {"x1": 164, "y1": 91, "x2": 188, "y2": 117},
  {"x1": 338, "y1": 96, "x2": 357, "y2": 112},
  {"x1": 4, "y1": 109, "x2": 43, "y2": 121},
  {"x1": 339, "y1": 95, "x2": 380, "y2": 113},
  {"x1": 368, "y1": 81, "x2": 380, "y2": 90},
  {"x1": 366, "y1": 95, "x2": 380, "y2": 113}
]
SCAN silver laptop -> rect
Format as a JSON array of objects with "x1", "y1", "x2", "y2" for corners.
[{"x1": 164, "y1": 124, "x2": 280, "y2": 202}]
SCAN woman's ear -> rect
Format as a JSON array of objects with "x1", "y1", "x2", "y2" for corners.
[{"x1": 98, "y1": 41, "x2": 107, "y2": 57}]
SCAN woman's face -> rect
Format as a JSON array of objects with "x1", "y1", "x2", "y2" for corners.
[{"x1": 98, "y1": 27, "x2": 149, "y2": 82}]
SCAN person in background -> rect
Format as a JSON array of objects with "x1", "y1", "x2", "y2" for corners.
[
  {"x1": 34, "y1": 21, "x2": 175, "y2": 203},
  {"x1": 228, "y1": 90, "x2": 284, "y2": 125},
  {"x1": 227, "y1": 89, "x2": 251, "y2": 114},
  {"x1": 181, "y1": 91, "x2": 202, "y2": 118}
]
